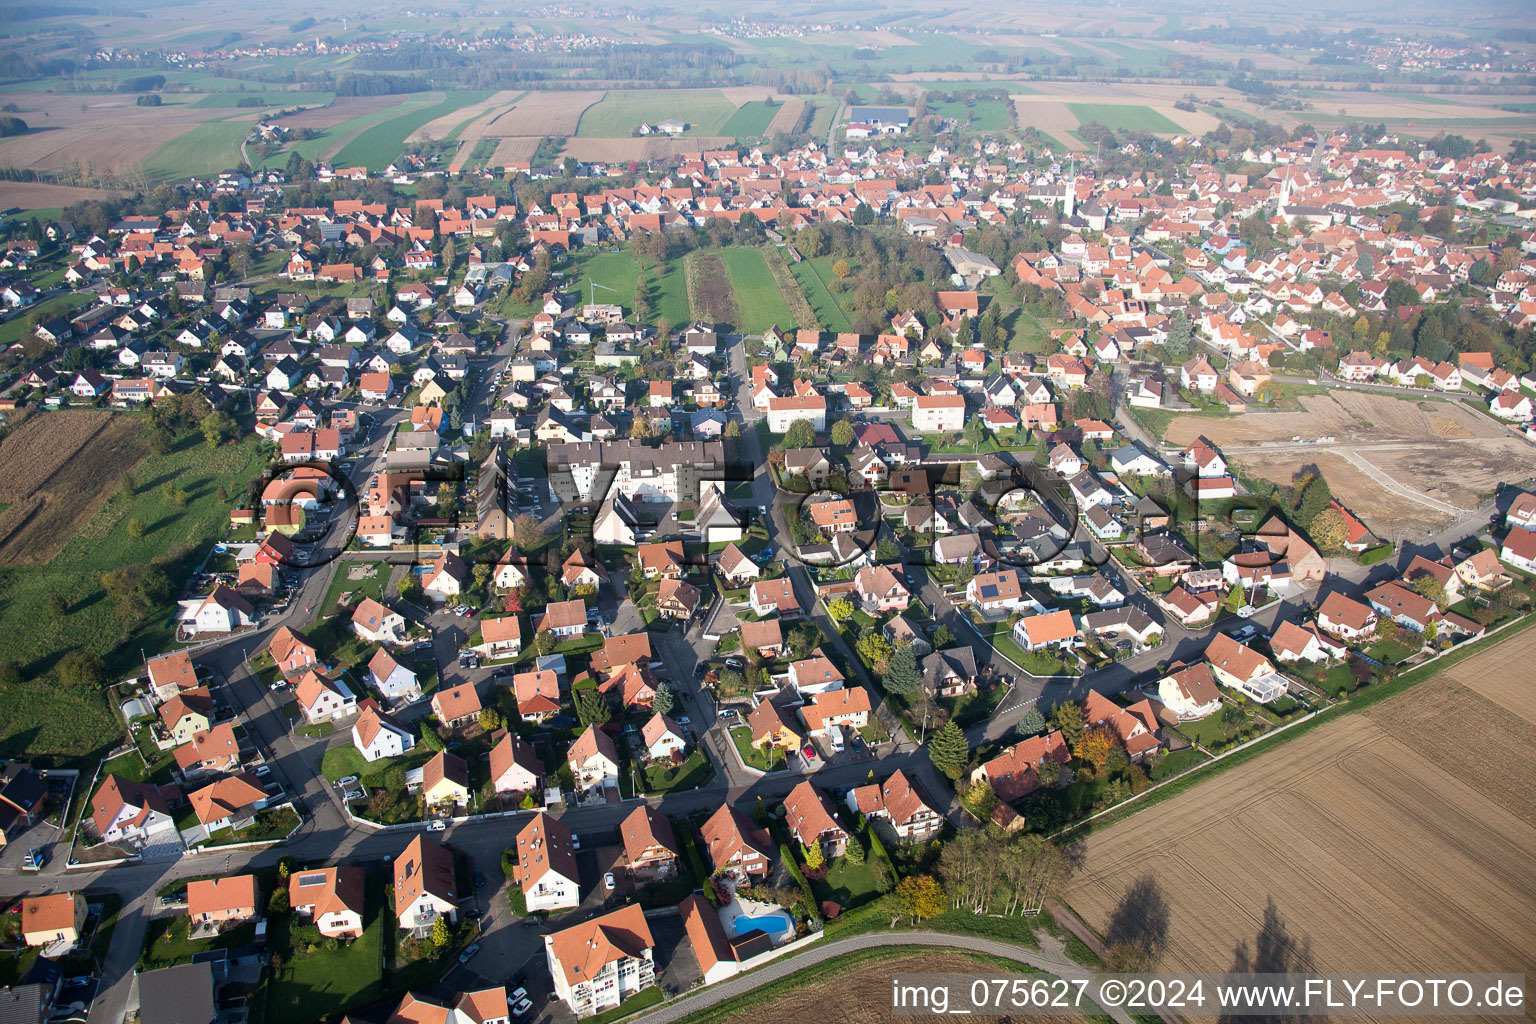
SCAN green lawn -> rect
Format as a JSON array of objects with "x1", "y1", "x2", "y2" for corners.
[
  {"x1": 0, "y1": 293, "x2": 91, "y2": 347},
  {"x1": 809, "y1": 853, "x2": 886, "y2": 911},
  {"x1": 321, "y1": 745, "x2": 368, "y2": 783},
  {"x1": 267, "y1": 876, "x2": 385, "y2": 1022},
  {"x1": 141, "y1": 118, "x2": 254, "y2": 183},
  {"x1": 729, "y1": 727, "x2": 786, "y2": 772},
  {"x1": 788, "y1": 257, "x2": 852, "y2": 333},
  {"x1": 566, "y1": 250, "x2": 642, "y2": 316},
  {"x1": 925, "y1": 93, "x2": 1014, "y2": 130},
  {"x1": 1065, "y1": 102, "x2": 1185, "y2": 134},
  {"x1": 652, "y1": 256, "x2": 692, "y2": 326},
  {"x1": 333, "y1": 90, "x2": 494, "y2": 169},
  {"x1": 720, "y1": 100, "x2": 780, "y2": 138},
  {"x1": 323, "y1": 561, "x2": 389, "y2": 614},
  {"x1": 0, "y1": 428, "x2": 267, "y2": 763},
  {"x1": 720, "y1": 248, "x2": 797, "y2": 334},
  {"x1": 140, "y1": 915, "x2": 256, "y2": 968},
  {"x1": 576, "y1": 89, "x2": 737, "y2": 137},
  {"x1": 642, "y1": 748, "x2": 715, "y2": 794}
]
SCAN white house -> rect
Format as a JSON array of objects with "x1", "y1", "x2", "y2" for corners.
[
  {"x1": 640, "y1": 712, "x2": 688, "y2": 760},
  {"x1": 352, "y1": 706, "x2": 415, "y2": 762},
  {"x1": 367, "y1": 647, "x2": 421, "y2": 703},
  {"x1": 1156, "y1": 662, "x2": 1223, "y2": 721},
  {"x1": 514, "y1": 813, "x2": 580, "y2": 912}
]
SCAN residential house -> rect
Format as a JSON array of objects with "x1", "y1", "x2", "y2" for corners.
[
  {"x1": 432, "y1": 685, "x2": 483, "y2": 730},
  {"x1": 543, "y1": 905, "x2": 655, "y2": 1018},
  {"x1": 393, "y1": 835, "x2": 458, "y2": 936},
  {"x1": 172, "y1": 723, "x2": 242, "y2": 779},
  {"x1": 798, "y1": 687, "x2": 871, "y2": 736},
  {"x1": 568, "y1": 726, "x2": 622, "y2": 791},
  {"x1": 846, "y1": 770, "x2": 941, "y2": 841},
  {"x1": 1316, "y1": 592, "x2": 1378, "y2": 640},
  {"x1": 920, "y1": 647, "x2": 977, "y2": 697},
  {"x1": 20, "y1": 893, "x2": 86, "y2": 949},
  {"x1": 289, "y1": 866, "x2": 365, "y2": 939},
  {"x1": 295, "y1": 671, "x2": 356, "y2": 723},
  {"x1": 488, "y1": 732, "x2": 543, "y2": 797},
  {"x1": 782, "y1": 781, "x2": 849, "y2": 857},
  {"x1": 90, "y1": 775, "x2": 175, "y2": 846},
  {"x1": 366, "y1": 647, "x2": 420, "y2": 704},
  {"x1": 1156, "y1": 661, "x2": 1223, "y2": 721},
  {"x1": 1082, "y1": 691, "x2": 1160, "y2": 762},
  {"x1": 699, "y1": 805, "x2": 772, "y2": 882},
  {"x1": 186, "y1": 875, "x2": 259, "y2": 930},
  {"x1": 746, "y1": 698, "x2": 801, "y2": 754},
  {"x1": 852, "y1": 565, "x2": 910, "y2": 612},
  {"x1": 970, "y1": 731, "x2": 1071, "y2": 803},
  {"x1": 187, "y1": 773, "x2": 269, "y2": 834},
  {"x1": 749, "y1": 578, "x2": 799, "y2": 618},
  {"x1": 1204, "y1": 633, "x2": 1290, "y2": 702},
  {"x1": 515, "y1": 813, "x2": 580, "y2": 912},
  {"x1": 1011, "y1": 610, "x2": 1080, "y2": 652},
  {"x1": 351, "y1": 599, "x2": 406, "y2": 644},
  {"x1": 640, "y1": 713, "x2": 688, "y2": 761},
  {"x1": 352, "y1": 704, "x2": 415, "y2": 762},
  {"x1": 619, "y1": 805, "x2": 679, "y2": 880}
]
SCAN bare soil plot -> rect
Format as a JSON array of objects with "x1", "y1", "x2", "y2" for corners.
[
  {"x1": 0, "y1": 411, "x2": 146, "y2": 565},
  {"x1": 407, "y1": 89, "x2": 524, "y2": 142},
  {"x1": 487, "y1": 136, "x2": 541, "y2": 168},
  {"x1": 273, "y1": 96, "x2": 399, "y2": 132},
  {"x1": 0, "y1": 181, "x2": 125, "y2": 210},
  {"x1": 766, "y1": 98, "x2": 807, "y2": 134},
  {"x1": 0, "y1": 92, "x2": 256, "y2": 175},
  {"x1": 1162, "y1": 392, "x2": 1532, "y2": 536},
  {"x1": 1429, "y1": 625, "x2": 1536, "y2": 728},
  {"x1": 477, "y1": 91, "x2": 605, "y2": 137},
  {"x1": 714, "y1": 951, "x2": 1087, "y2": 1024},
  {"x1": 1064, "y1": 643, "x2": 1536, "y2": 1009}
]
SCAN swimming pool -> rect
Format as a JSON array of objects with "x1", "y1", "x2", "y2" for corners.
[{"x1": 732, "y1": 911, "x2": 793, "y2": 937}]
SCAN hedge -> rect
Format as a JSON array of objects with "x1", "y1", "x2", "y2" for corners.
[{"x1": 677, "y1": 828, "x2": 716, "y2": 906}]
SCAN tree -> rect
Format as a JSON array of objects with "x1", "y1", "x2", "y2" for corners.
[
  {"x1": 857, "y1": 631, "x2": 892, "y2": 668},
  {"x1": 126, "y1": 518, "x2": 146, "y2": 540},
  {"x1": 430, "y1": 915, "x2": 451, "y2": 947},
  {"x1": 829, "y1": 597, "x2": 854, "y2": 621},
  {"x1": 575, "y1": 687, "x2": 611, "y2": 726},
  {"x1": 885, "y1": 644, "x2": 921, "y2": 695},
  {"x1": 963, "y1": 416, "x2": 989, "y2": 451},
  {"x1": 1075, "y1": 727, "x2": 1115, "y2": 768},
  {"x1": 927, "y1": 720, "x2": 969, "y2": 780},
  {"x1": 784, "y1": 419, "x2": 815, "y2": 450},
  {"x1": 832, "y1": 259, "x2": 851, "y2": 278},
  {"x1": 47, "y1": 593, "x2": 68, "y2": 620},
  {"x1": 57, "y1": 650, "x2": 104, "y2": 690},
  {"x1": 200, "y1": 411, "x2": 237, "y2": 447},
  {"x1": 1308, "y1": 506, "x2": 1348, "y2": 550},
  {"x1": 0, "y1": 662, "x2": 21, "y2": 689},
  {"x1": 830, "y1": 418, "x2": 855, "y2": 447},
  {"x1": 802, "y1": 841, "x2": 824, "y2": 870},
  {"x1": 1410, "y1": 573, "x2": 1447, "y2": 609},
  {"x1": 534, "y1": 629, "x2": 556, "y2": 656},
  {"x1": 1019, "y1": 706, "x2": 1047, "y2": 736},
  {"x1": 931, "y1": 624, "x2": 955, "y2": 649},
  {"x1": 630, "y1": 415, "x2": 652, "y2": 440},
  {"x1": 1049, "y1": 701, "x2": 1084, "y2": 747},
  {"x1": 895, "y1": 874, "x2": 945, "y2": 923},
  {"x1": 652, "y1": 682, "x2": 675, "y2": 715},
  {"x1": 440, "y1": 238, "x2": 456, "y2": 273},
  {"x1": 478, "y1": 708, "x2": 502, "y2": 732},
  {"x1": 510, "y1": 514, "x2": 544, "y2": 549}
]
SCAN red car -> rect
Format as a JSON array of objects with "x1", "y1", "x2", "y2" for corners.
[{"x1": 801, "y1": 744, "x2": 817, "y2": 762}]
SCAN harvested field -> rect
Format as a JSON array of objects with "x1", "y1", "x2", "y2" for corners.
[
  {"x1": 407, "y1": 89, "x2": 524, "y2": 142},
  {"x1": 766, "y1": 97, "x2": 808, "y2": 134},
  {"x1": 677, "y1": 950, "x2": 1089, "y2": 1024},
  {"x1": 684, "y1": 252, "x2": 737, "y2": 327},
  {"x1": 0, "y1": 91, "x2": 257, "y2": 176},
  {"x1": 0, "y1": 411, "x2": 145, "y2": 566},
  {"x1": 0, "y1": 181, "x2": 125, "y2": 211},
  {"x1": 272, "y1": 96, "x2": 401, "y2": 132},
  {"x1": 1009, "y1": 88, "x2": 1221, "y2": 146},
  {"x1": 1064, "y1": 630, "x2": 1536, "y2": 1014},
  {"x1": 476, "y1": 91, "x2": 604, "y2": 138},
  {"x1": 1162, "y1": 392, "x2": 1533, "y2": 538},
  {"x1": 486, "y1": 136, "x2": 541, "y2": 168}
]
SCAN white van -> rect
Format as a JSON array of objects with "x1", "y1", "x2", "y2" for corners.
[{"x1": 827, "y1": 724, "x2": 845, "y2": 754}]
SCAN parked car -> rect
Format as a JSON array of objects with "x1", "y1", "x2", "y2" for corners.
[
  {"x1": 473, "y1": 871, "x2": 485, "y2": 889},
  {"x1": 603, "y1": 872, "x2": 616, "y2": 890},
  {"x1": 337, "y1": 775, "x2": 359, "y2": 788},
  {"x1": 254, "y1": 764, "x2": 272, "y2": 777},
  {"x1": 510, "y1": 998, "x2": 533, "y2": 1019},
  {"x1": 343, "y1": 789, "x2": 364, "y2": 801},
  {"x1": 428, "y1": 819, "x2": 447, "y2": 832},
  {"x1": 571, "y1": 833, "x2": 581, "y2": 850},
  {"x1": 1230, "y1": 624, "x2": 1259, "y2": 642},
  {"x1": 801, "y1": 744, "x2": 817, "y2": 762},
  {"x1": 63, "y1": 977, "x2": 94, "y2": 989},
  {"x1": 458, "y1": 944, "x2": 480, "y2": 964}
]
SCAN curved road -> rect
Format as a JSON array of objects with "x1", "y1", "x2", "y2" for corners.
[{"x1": 627, "y1": 930, "x2": 1133, "y2": 1024}]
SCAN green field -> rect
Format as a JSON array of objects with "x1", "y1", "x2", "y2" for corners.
[
  {"x1": 576, "y1": 89, "x2": 738, "y2": 137},
  {"x1": 720, "y1": 247, "x2": 797, "y2": 333},
  {"x1": 917, "y1": 80, "x2": 1039, "y2": 94},
  {"x1": 0, "y1": 294, "x2": 90, "y2": 347},
  {"x1": 332, "y1": 90, "x2": 493, "y2": 169},
  {"x1": 1066, "y1": 102, "x2": 1185, "y2": 134},
  {"x1": 568, "y1": 250, "x2": 643, "y2": 315},
  {"x1": 653, "y1": 256, "x2": 693, "y2": 325},
  {"x1": 926, "y1": 93, "x2": 1014, "y2": 131},
  {"x1": 1090, "y1": 40, "x2": 1172, "y2": 71},
  {"x1": 190, "y1": 91, "x2": 336, "y2": 109},
  {"x1": 140, "y1": 118, "x2": 253, "y2": 183},
  {"x1": 255, "y1": 100, "x2": 419, "y2": 169},
  {"x1": 788, "y1": 256, "x2": 853, "y2": 333},
  {"x1": 0, "y1": 428, "x2": 267, "y2": 762},
  {"x1": 720, "y1": 100, "x2": 779, "y2": 138}
]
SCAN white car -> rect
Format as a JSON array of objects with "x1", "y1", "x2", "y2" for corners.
[
  {"x1": 428, "y1": 819, "x2": 447, "y2": 832},
  {"x1": 604, "y1": 872, "x2": 616, "y2": 890}
]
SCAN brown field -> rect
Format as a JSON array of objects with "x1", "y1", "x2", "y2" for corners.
[
  {"x1": 708, "y1": 951, "x2": 1089, "y2": 1024},
  {"x1": 0, "y1": 92, "x2": 258, "y2": 176},
  {"x1": 1064, "y1": 628, "x2": 1536, "y2": 1019},
  {"x1": 766, "y1": 97, "x2": 808, "y2": 135},
  {"x1": 485, "y1": 137, "x2": 541, "y2": 169},
  {"x1": 1162, "y1": 391, "x2": 1533, "y2": 538},
  {"x1": 684, "y1": 252, "x2": 737, "y2": 326},
  {"x1": 560, "y1": 136, "x2": 734, "y2": 162},
  {"x1": 274, "y1": 96, "x2": 402, "y2": 132},
  {"x1": 0, "y1": 411, "x2": 146, "y2": 565},
  {"x1": 407, "y1": 89, "x2": 525, "y2": 143},
  {"x1": 0, "y1": 181, "x2": 126, "y2": 211},
  {"x1": 475, "y1": 91, "x2": 605, "y2": 138}
]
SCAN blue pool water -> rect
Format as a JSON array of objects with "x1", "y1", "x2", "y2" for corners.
[{"x1": 732, "y1": 912, "x2": 793, "y2": 937}]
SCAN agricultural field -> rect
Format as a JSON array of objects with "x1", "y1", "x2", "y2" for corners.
[
  {"x1": 684, "y1": 252, "x2": 737, "y2": 326},
  {"x1": 1065, "y1": 102, "x2": 1184, "y2": 134},
  {"x1": 576, "y1": 89, "x2": 738, "y2": 138},
  {"x1": 789, "y1": 256, "x2": 854, "y2": 333},
  {"x1": 0, "y1": 413, "x2": 266, "y2": 762},
  {"x1": 1063, "y1": 627, "x2": 1536, "y2": 1002},
  {"x1": 718, "y1": 100, "x2": 780, "y2": 138},
  {"x1": 189, "y1": 91, "x2": 335, "y2": 109},
  {"x1": 675, "y1": 949, "x2": 1089, "y2": 1024},
  {"x1": 1160, "y1": 391, "x2": 1532, "y2": 538},
  {"x1": 332, "y1": 91, "x2": 493, "y2": 169},
  {"x1": 139, "y1": 117, "x2": 255, "y2": 183},
  {"x1": 719, "y1": 247, "x2": 799, "y2": 333}
]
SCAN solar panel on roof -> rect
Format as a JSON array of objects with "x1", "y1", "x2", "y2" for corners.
[{"x1": 980, "y1": 584, "x2": 998, "y2": 599}]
